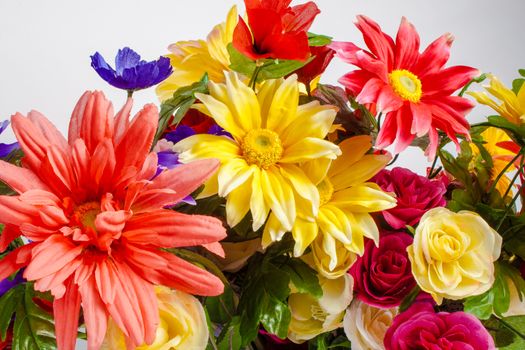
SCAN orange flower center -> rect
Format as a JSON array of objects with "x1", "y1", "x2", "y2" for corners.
[
  {"x1": 389, "y1": 69, "x2": 422, "y2": 103},
  {"x1": 241, "y1": 129, "x2": 283, "y2": 169}
]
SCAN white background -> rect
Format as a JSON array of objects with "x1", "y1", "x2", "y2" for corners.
[
  {"x1": 0, "y1": 0, "x2": 524, "y2": 347},
  {"x1": 1, "y1": 0, "x2": 524, "y2": 174}
]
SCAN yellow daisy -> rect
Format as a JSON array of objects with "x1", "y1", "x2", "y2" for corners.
[
  {"x1": 174, "y1": 72, "x2": 341, "y2": 234},
  {"x1": 471, "y1": 127, "x2": 516, "y2": 196},
  {"x1": 468, "y1": 74, "x2": 525, "y2": 125},
  {"x1": 279, "y1": 136, "x2": 396, "y2": 273},
  {"x1": 156, "y1": 6, "x2": 238, "y2": 101}
]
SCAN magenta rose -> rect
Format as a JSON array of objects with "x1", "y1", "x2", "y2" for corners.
[
  {"x1": 373, "y1": 167, "x2": 446, "y2": 230},
  {"x1": 384, "y1": 301, "x2": 495, "y2": 350},
  {"x1": 350, "y1": 231, "x2": 416, "y2": 308}
]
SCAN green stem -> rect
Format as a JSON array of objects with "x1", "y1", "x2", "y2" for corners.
[
  {"x1": 496, "y1": 161, "x2": 524, "y2": 231},
  {"x1": 502, "y1": 154, "x2": 524, "y2": 199},
  {"x1": 428, "y1": 155, "x2": 439, "y2": 179},
  {"x1": 127, "y1": 90, "x2": 134, "y2": 98},
  {"x1": 495, "y1": 315, "x2": 525, "y2": 340},
  {"x1": 458, "y1": 73, "x2": 487, "y2": 97},
  {"x1": 387, "y1": 154, "x2": 399, "y2": 167},
  {"x1": 249, "y1": 65, "x2": 263, "y2": 89}
]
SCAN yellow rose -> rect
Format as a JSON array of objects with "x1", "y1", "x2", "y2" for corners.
[
  {"x1": 288, "y1": 274, "x2": 353, "y2": 343},
  {"x1": 408, "y1": 207, "x2": 502, "y2": 304},
  {"x1": 343, "y1": 300, "x2": 398, "y2": 350},
  {"x1": 102, "y1": 286, "x2": 209, "y2": 350}
]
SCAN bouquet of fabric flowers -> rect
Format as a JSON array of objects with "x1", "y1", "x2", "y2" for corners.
[{"x1": 0, "y1": 0, "x2": 524, "y2": 349}]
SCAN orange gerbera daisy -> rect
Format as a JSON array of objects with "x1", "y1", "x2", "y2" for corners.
[{"x1": 0, "y1": 91, "x2": 226, "y2": 350}]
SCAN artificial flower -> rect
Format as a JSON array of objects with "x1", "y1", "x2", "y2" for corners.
[
  {"x1": 0, "y1": 270, "x2": 24, "y2": 297},
  {"x1": 102, "y1": 286, "x2": 209, "y2": 350},
  {"x1": 373, "y1": 167, "x2": 446, "y2": 230},
  {"x1": 343, "y1": 300, "x2": 398, "y2": 350},
  {"x1": 408, "y1": 207, "x2": 502, "y2": 304},
  {"x1": 331, "y1": 16, "x2": 478, "y2": 158},
  {"x1": 0, "y1": 120, "x2": 19, "y2": 158},
  {"x1": 157, "y1": 6, "x2": 238, "y2": 101},
  {"x1": 164, "y1": 109, "x2": 230, "y2": 145},
  {"x1": 310, "y1": 236, "x2": 357, "y2": 279},
  {"x1": 294, "y1": 45, "x2": 335, "y2": 90},
  {"x1": 0, "y1": 91, "x2": 226, "y2": 350},
  {"x1": 232, "y1": 0, "x2": 319, "y2": 61},
  {"x1": 288, "y1": 135, "x2": 396, "y2": 265},
  {"x1": 288, "y1": 274, "x2": 353, "y2": 343},
  {"x1": 217, "y1": 238, "x2": 261, "y2": 272},
  {"x1": 503, "y1": 277, "x2": 525, "y2": 317},
  {"x1": 174, "y1": 72, "x2": 341, "y2": 236},
  {"x1": 91, "y1": 47, "x2": 172, "y2": 92},
  {"x1": 470, "y1": 127, "x2": 516, "y2": 196},
  {"x1": 468, "y1": 74, "x2": 525, "y2": 125},
  {"x1": 350, "y1": 231, "x2": 416, "y2": 308},
  {"x1": 384, "y1": 300, "x2": 495, "y2": 350}
]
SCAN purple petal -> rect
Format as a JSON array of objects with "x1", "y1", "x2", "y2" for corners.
[
  {"x1": 0, "y1": 142, "x2": 19, "y2": 158},
  {"x1": 115, "y1": 47, "x2": 142, "y2": 75},
  {"x1": 157, "y1": 151, "x2": 180, "y2": 169},
  {"x1": 0, "y1": 270, "x2": 24, "y2": 296},
  {"x1": 165, "y1": 125, "x2": 196, "y2": 143},
  {"x1": 0, "y1": 120, "x2": 9, "y2": 134}
]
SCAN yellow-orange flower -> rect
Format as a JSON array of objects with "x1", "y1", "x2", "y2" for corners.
[
  {"x1": 281, "y1": 136, "x2": 396, "y2": 273},
  {"x1": 102, "y1": 286, "x2": 209, "y2": 350},
  {"x1": 468, "y1": 74, "x2": 525, "y2": 125},
  {"x1": 470, "y1": 127, "x2": 516, "y2": 195},
  {"x1": 174, "y1": 73, "x2": 341, "y2": 235},
  {"x1": 156, "y1": 6, "x2": 238, "y2": 101}
]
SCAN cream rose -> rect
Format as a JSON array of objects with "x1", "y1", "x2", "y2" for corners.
[
  {"x1": 102, "y1": 286, "x2": 209, "y2": 350},
  {"x1": 288, "y1": 274, "x2": 353, "y2": 343},
  {"x1": 408, "y1": 207, "x2": 502, "y2": 303},
  {"x1": 343, "y1": 300, "x2": 398, "y2": 350}
]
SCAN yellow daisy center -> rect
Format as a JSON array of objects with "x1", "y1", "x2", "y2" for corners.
[
  {"x1": 241, "y1": 129, "x2": 283, "y2": 169},
  {"x1": 317, "y1": 178, "x2": 334, "y2": 206},
  {"x1": 389, "y1": 69, "x2": 422, "y2": 103}
]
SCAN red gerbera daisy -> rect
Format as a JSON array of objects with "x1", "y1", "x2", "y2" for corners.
[
  {"x1": 232, "y1": 0, "x2": 320, "y2": 61},
  {"x1": 330, "y1": 16, "x2": 479, "y2": 158},
  {"x1": 0, "y1": 91, "x2": 226, "y2": 350}
]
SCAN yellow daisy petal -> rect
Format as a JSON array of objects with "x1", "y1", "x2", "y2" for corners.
[
  {"x1": 328, "y1": 136, "x2": 373, "y2": 178},
  {"x1": 281, "y1": 138, "x2": 341, "y2": 164},
  {"x1": 279, "y1": 164, "x2": 320, "y2": 218},
  {"x1": 330, "y1": 154, "x2": 390, "y2": 190},
  {"x1": 218, "y1": 158, "x2": 254, "y2": 197},
  {"x1": 260, "y1": 167, "x2": 296, "y2": 231},
  {"x1": 265, "y1": 75, "x2": 299, "y2": 133},
  {"x1": 330, "y1": 183, "x2": 397, "y2": 212},
  {"x1": 250, "y1": 168, "x2": 270, "y2": 231},
  {"x1": 262, "y1": 213, "x2": 287, "y2": 248},
  {"x1": 174, "y1": 134, "x2": 240, "y2": 162},
  {"x1": 226, "y1": 177, "x2": 252, "y2": 228},
  {"x1": 301, "y1": 158, "x2": 332, "y2": 185},
  {"x1": 291, "y1": 217, "x2": 319, "y2": 257},
  {"x1": 194, "y1": 92, "x2": 245, "y2": 139},
  {"x1": 317, "y1": 205, "x2": 352, "y2": 246}
]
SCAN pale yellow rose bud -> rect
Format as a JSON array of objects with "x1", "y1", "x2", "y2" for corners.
[
  {"x1": 102, "y1": 286, "x2": 209, "y2": 350},
  {"x1": 408, "y1": 207, "x2": 502, "y2": 304},
  {"x1": 288, "y1": 274, "x2": 353, "y2": 343},
  {"x1": 343, "y1": 300, "x2": 398, "y2": 350}
]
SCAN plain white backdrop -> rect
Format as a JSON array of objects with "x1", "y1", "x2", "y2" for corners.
[{"x1": 0, "y1": 0, "x2": 524, "y2": 348}]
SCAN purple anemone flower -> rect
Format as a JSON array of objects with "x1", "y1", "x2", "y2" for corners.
[
  {"x1": 0, "y1": 120, "x2": 19, "y2": 158},
  {"x1": 90, "y1": 47, "x2": 173, "y2": 91},
  {"x1": 0, "y1": 269, "x2": 24, "y2": 297},
  {"x1": 155, "y1": 151, "x2": 196, "y2": 206}
]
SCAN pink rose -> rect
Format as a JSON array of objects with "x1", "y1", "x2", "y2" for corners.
[
  {"x1": 373, "y1": 167, "x2": 446, "y2": 230},
  {"x1": 350, "y1": 231, "x2": 416, "y2": 308},
  {"x1": 384, "y1": 301, "x2": 495, "y2": 350}
]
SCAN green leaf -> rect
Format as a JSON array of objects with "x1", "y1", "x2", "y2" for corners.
[
  {"x1": 12, "y1": 284, "x2": 56, "y2": 350},
  {"x1": 0, "y1": 284, "x2": 24, "y2": 340},
  {"x1": 399, "y1": 285, "x2": 421, "y2": 312},
  {"x1": 154, "y1": 74, "x2": 209, "y2": 143},
  {"x1": 260, "y1": 296, "x2": 291, "y2": 339},
  {"x1": 227, "y1": 44, "x2": 257, "y2": 76},
  {"x1": 205, "y1": 286, "x2": 236, "y2": 324},
  {"x1": 281, "y1": 258, "x2": 322, "y2": 298},
  {"x1": 307, "y1": 32, "x2": 332, "y2": 47},
  {"x1": 258, "y1": 58, "x2": 310, "y2": 80},
  {"x1": 519, "y1": 69, "x2": 525, "y2": 77},
  {"x1": 512, "y1": 79, "x2": 525, "y2": 95},
  {"x1": 464, "y1": 290, "x2": 495, "y2": 320},
  {"x1": 217, "y1": 316, "x2": 242, "y2": 350},
  {"x1": 498, "y1": 316, "x2": 525, "y2": 349}
]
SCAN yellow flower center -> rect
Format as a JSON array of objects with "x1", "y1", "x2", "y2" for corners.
[
  {"x1": 429, "y1": 229, "x2": 468, "y2": 263},
  {"x1": 317, "y1": 178, "x2": 334, "y2": 206},
  {"x1": 389, "y1": 69, "x2": 422, "y2": 103},
  {"x1": 74, "y1": 201, "x2": 100, "y2": 231},
  {"x1": 241, "y1": 129, "x2": 283, "y2": 169}
]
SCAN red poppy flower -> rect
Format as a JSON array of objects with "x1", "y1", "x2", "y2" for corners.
[
  {"x1": 295, "y1": 45, "x2": 335, "y2": 87},
  {"x1": 232, "y1": 0, "x2": 320, "y2": 61},
  {"x1": 331, "y1": 16, "x2": 479, "y2": 158}
]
